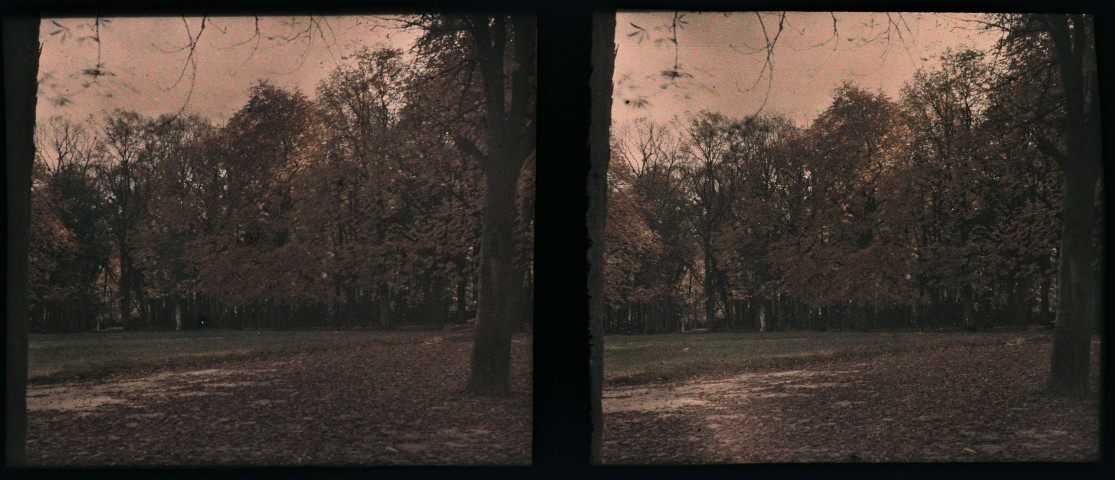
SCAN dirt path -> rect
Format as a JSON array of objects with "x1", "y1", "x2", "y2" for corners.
[
  {"x1": 603, "y1": 333, "x2": 1100, "y2": 463},
  {"x1": 26, "y1": 333, "x2": 532, "y2": 466}
]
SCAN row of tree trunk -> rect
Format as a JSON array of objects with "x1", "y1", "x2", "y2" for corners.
[
  {"x1": 605, "y1": 274, "x2": 1059, "y2": 335},
  {"x1": 25, "y1": 277, "x2": 534, "y2": 333}
]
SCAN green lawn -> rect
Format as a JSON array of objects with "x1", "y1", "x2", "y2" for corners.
[
  {"x1": 28, "y1": 329, "x2": 445, "y2": 383},
  {"x1": 605, "y1": 330, "x2": 1042, "y2": 385}
]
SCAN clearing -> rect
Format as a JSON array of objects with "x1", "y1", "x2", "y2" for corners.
[
  {"x1": 602, "y1": 330, "x2": 1101, "y2": 463},
  {"x1": 25, "y1": 329, "x2": 532, "y2": 466}
]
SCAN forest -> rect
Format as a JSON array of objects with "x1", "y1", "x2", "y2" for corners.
[
  {"x1": 27, "y1": 32, "x2": 535, "y2": 335},
  {"x1": 604, "y1": 43, "x2": 1102, "y2": 335}
]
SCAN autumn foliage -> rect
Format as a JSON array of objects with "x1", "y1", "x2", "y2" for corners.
[
  {"x1": 28, "y1": 46, "x2": 534, "y2": 334},
  {"x1": 605, "y1": 48, "x2": 1089, "y2": 334}
]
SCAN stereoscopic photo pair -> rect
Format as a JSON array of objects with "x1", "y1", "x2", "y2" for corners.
[{"x1": 4, "y1": 7, "x2": 1104, "y2": 469}]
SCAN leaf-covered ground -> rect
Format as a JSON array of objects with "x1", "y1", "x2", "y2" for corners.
[
  {"x1": 602, "y1": 331, "x2": 1100, "y2": 463},
  {"x1": 26, "y1": 331, "x2": 531, "y2": 466}
]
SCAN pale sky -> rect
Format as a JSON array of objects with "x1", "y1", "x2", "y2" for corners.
[
  {"x1": 37, "y1": 16, "x2": 421, "y2": 126},
  {"x1": 613, "y1": 12, "x2": 1002, "y2": 128},
  {"x1": 36, "y1": 14, "x2": 1002, "y2": 133}
]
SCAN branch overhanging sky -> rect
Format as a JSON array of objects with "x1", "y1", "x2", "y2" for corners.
[
  {"x1": 36, "y1": 14, "x2": 1001, "y2": 133},
  {"x1": 612, "y1": 11, "x2": 1001, "y2": 129},
  {"x1": 37, "y1": 16, "x2": 421, "y2": 126}
]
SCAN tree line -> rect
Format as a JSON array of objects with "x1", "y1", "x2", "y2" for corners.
[
  {"x1": 28, "y1": 42, "x2": 535, "y2": 335},
  {"x1": 604, "y1": 45, "x2": 1102, "y2": 335}
]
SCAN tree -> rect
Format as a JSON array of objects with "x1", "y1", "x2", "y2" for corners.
[
  {"x1": 135, "y1": 114, "x2": 213, "y2": 329},
  {"x1": 5, "y1": 14, "x2": 40, "y2": 467},
  {"x1": 190, "y1": 82, "x2": 327, "y2": 313},
  {"x1": 411, "y1": 14, "x2": 537, "y2": 394},
  {"x1": 604, "y1": 160, "x2": 664, "y2": 332},
  {"x1": 679, "y1": 112, "x2": 739, "y2": 329},
  {"x1": 314, "y1": 47, "x2": 413, "y2": 327},
  {"x1": 716, "y1": 115, "x2": 796, "y2": 331},
  {"x1": 589, "y1": 11, "x2": 617, "y2": 462},
  {"x1": 899, "y1": 48, "x2": 1064, "y2": 331},
  {"x1": 96, "y1": 110, "x2": 157, "y2": 330},
  {"x1": 28, "y1": 159, "x2": 79, "y2": 331},
  {"x1": 606, "y1": 121, "x2": 691, "y2": 333},
  {"x1": 991, "y1": 14, "x2": 1102, "y2": 395},
  {"x1": 457, "y1": 14, "x2": 536, "y2": 394},
  {"x1": 33, "y1": 116, "x2": 113, "y2": 331}
]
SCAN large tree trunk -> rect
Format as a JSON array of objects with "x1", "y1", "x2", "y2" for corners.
[
  {"x1": 588, "y1": 11, "x2": 615, "y2": 463},
  {"x1": 1048, "y1": 167, "x2": 1099, "y2": 395},
  {"x1": 5, "y1": 15, "x2": 39, "y2": 466},
  {"x1": 1044, "y1": 13, "x2": 1101, "y2": 397},
  {"x1": 467, "y1": 167, "x2": 520, "y2": 394},
  {"x1": 461, "y1": 14, "x2": 535, "y2": 395}
]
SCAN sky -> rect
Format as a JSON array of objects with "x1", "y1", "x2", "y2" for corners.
[
  {"x1": 36, "y1": 14, "x2": 1003, "y2": 133},
  {"x1": 37, "y1": 16, "x2": 421, "y2": 126},
  {"x1": 612, "y1": 12, "x2": 1002, "y2": 129}
]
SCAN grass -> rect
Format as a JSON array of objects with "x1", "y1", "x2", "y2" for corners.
[
  {"x1": 28, "y1": 329, "x2": 447, "y2": 383},
  {"x1": 604, "y1": 330, "x2": 1046, "y2": 385}
]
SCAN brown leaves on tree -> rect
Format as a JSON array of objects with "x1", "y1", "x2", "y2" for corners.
[{"x1": 604, "y1": 48, "x2": 1069, "y2": 333}]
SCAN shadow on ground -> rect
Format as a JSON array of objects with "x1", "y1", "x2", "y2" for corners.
[
  {"x1": 603, "y1": 332, "x2": 1100, "y2": 463},
  {"x1": 27, "y1": 332, "x2": 532, "y2": 466}
]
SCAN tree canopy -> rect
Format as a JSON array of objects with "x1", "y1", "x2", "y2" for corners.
[
  {"x1": 29, "y1": 34, "x2": 534, "y2": 339},
  {"x1": 604, "y1": 42, "x2": 1089, "y2": 337}
]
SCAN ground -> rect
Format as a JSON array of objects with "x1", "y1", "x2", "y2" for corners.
[
  {"x1": 26, "y1": 329, "x2": 532, "y2": 466},
  {"x1": 602, "y1": 330, "x2": 1101, "y2": 463}
]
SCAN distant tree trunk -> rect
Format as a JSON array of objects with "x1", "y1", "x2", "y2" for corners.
[
  {"x1": 775, "y1": 295, "x2": 785, "y2": 331},
  {"x1": 455, "y1": 278, "x2": 468, "y2": 323},
  {"x1": 360, "y1": 291, "x2": 374, "y2": 328},
  {"x1": 118, "y1": 246, "x2": 132, "y2": 331},
  {"x1": 79, "y1": 295, "x2": 90, "y2": 332},
  {"x1": 702, "y1": 249, "x2": 717, "y2": 328},
  {"x1": 378, "y1": 284, "x2": 392, "y2": 329},
  {"x1": 961, "y1": 283, "x2": 977, "y2": 331},
  {"x1": 1014, "y1": 279, "x2": 1031, "y2": 325},
  {"x1": 425, "y1": 275, "x2": 447, "y2": 330},
  {"x1": 5, "y1": 15, "x2": 39, "y2": 466},
  {"x1": 1040, "y1": 273, "x2": 1052, "y2": 325},
  {"x1": 28, "y1": 305, "x2": 38, "y2": 333}
]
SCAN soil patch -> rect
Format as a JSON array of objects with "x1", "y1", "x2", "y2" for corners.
[
  {"x1": 27, "y1": 368, "x2": 272, "y2": 413},
  {"x1": 26, "y1": 332, "x2": 531, "y2": 466},
  {"x1": 602, "y1": 333, "x2": 1100, "y2": 463}
]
